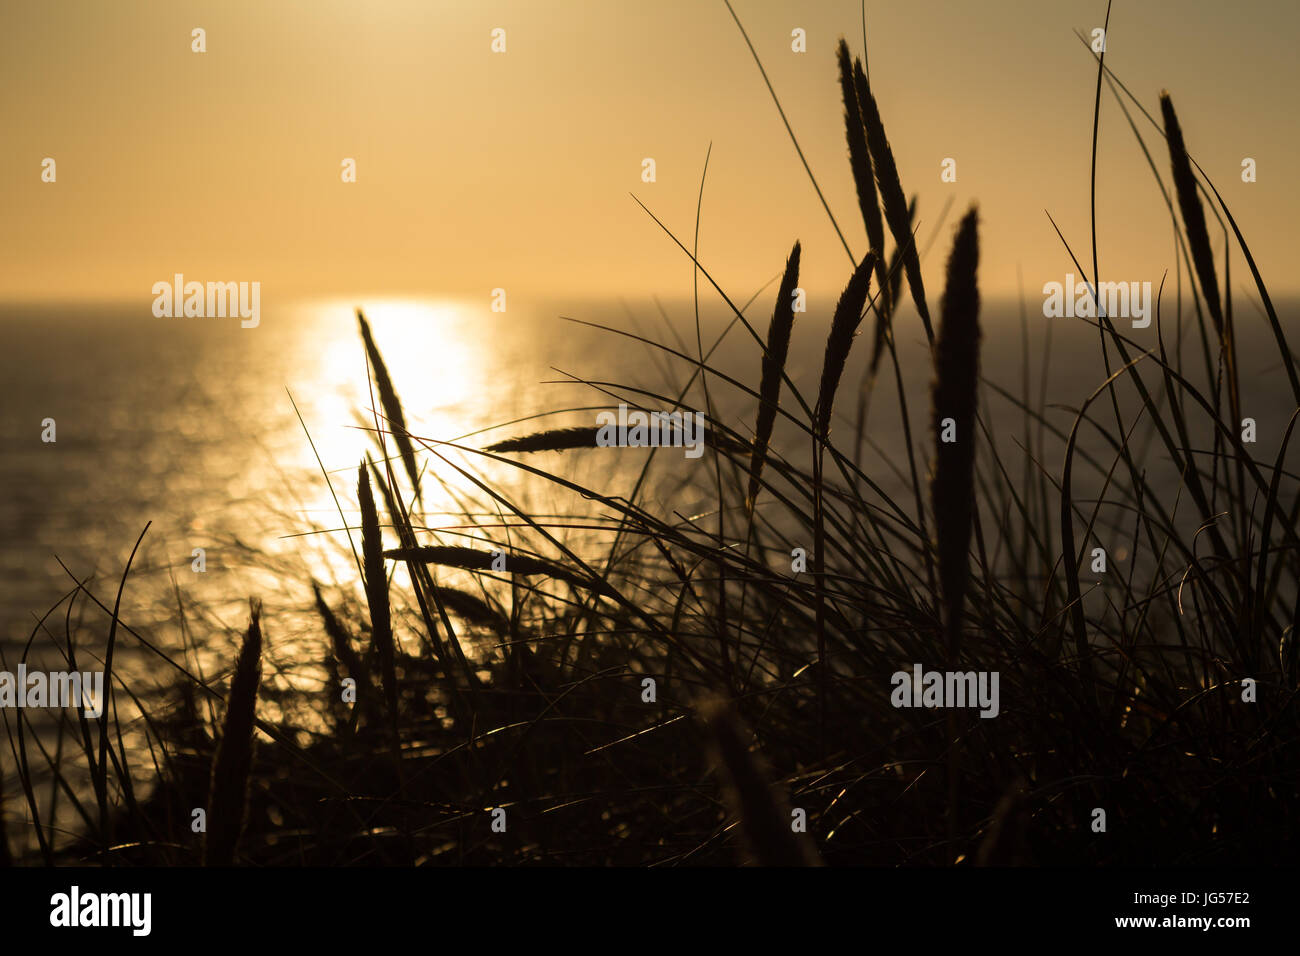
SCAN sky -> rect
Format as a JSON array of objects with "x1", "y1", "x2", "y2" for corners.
[{"x1": 1, "y1": 0, "x2": 1296, "y2": 307}]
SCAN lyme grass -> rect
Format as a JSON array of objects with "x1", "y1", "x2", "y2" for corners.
[
  {"x1": 931, "y1": 207, "x2": 981, "y2": 659},
  {"x1": 747, "y1": 241, "x2": 801, "y2": 514},
  {"x1": 5, "y1": 26, "x2": 1299, "y2": 868},
  {"x1": 202, "y1": 603, "x2": 262, "y2": 867},
  {"x1": 358, "y1": 463, "x2": 399, "y2": 731},
  {"x1": 358, "y1": 309, "x2": 421, "y2": 501},
  {"x1": 836, "y1": 41, "x2": 890, "y2": 315},
  {"x1": 853, "y1": 58, "x2": 933, "y2": 346}
]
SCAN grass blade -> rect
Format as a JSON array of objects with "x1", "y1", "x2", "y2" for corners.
[
  {"x1": 203, "y1": 602, "x2": 263, "y2": 866},
  {"x1": 853, "y1": 58, "x2": 932, "y2": 345},
  {"x1": 748, "y1": 241, "x2": 801, "y2": 512},
  {"x1": 700, "y1": 696, "x2": 821, "y2": 866},
  {"x1": 837, "y1": 40, "x2": 890, "y2": 308},
  {"x1": 931, "y1": 206, "x2": 982, "y2": 655},
  {"x1": 1159, "y1": 93, "x2": 1223, "y2": 334},
  {"x1": 358, "y1": 309, "x2": 422, "y2": 502},
  {"x1": 816, "y1": 251, "x2": 878, "y2": 440},
  {"x1": 358, "y1": 463, "x2": 399, "y2": 727},
  {"x1": 386, "y1": 545, "x2": 619, "y2": 598}
]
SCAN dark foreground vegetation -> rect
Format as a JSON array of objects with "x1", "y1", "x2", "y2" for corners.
[{"x1": 3, "y1": 19, "x2": 1297, "y2": 866}]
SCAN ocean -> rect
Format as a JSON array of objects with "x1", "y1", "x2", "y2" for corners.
[{"x1": 3, "y1": 294, "x2": 1297, "y2": 672}]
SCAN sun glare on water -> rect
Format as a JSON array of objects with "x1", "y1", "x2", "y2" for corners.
[{"x1": 267, "y1": 298, "x2": 493, "y2": 572}]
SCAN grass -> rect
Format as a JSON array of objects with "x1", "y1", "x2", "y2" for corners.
[
  {"x1": 203, "y1": 603, "x2": 262, "y2": 866},
  {"x1": 2, "y1": 20, "x2": 1298, "y2": 866}
]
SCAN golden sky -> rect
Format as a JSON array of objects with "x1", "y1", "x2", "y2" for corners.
[{"x1": 1, "y1": 0, "x2": 1296, "y2": 306}]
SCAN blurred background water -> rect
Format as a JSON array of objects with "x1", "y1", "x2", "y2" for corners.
[
  {"x1": 0, "y1": 298, "x2": 623, "y2": 662},
  {"x1": 2, "y1": 295, "x2": 1298, "y2": 675}
]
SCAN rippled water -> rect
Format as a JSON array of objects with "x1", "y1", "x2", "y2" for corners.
[
  {"x1": 3, "y1": 295, "x2": 1297, "y2": 675},
  {"x1": 1, "y1": 298, "x2": 629, "y2": 660}
]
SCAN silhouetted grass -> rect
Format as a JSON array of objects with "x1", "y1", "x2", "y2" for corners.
[
  {"x1": 748, "y1": 241, "x2": 801, "y2": 513},
  {"x1": 931, "y1": 207, "x2": 981, "y2": 658},
  {"x1": 5, "y1": 28, "x2": 1298, "y2": 868},
  {"x1": 203, "y1": 603, "x2": 262, "y2": 866}
]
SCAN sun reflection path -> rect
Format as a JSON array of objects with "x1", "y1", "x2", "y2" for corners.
[{"x1": 272, "y1": 298, "x2": 542, "y2": 584}]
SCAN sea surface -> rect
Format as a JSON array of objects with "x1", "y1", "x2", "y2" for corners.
[{"x1": 2, "y1": 294, "x2": 1298, "y2": 674}]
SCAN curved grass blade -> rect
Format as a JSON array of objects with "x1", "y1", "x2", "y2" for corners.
[{"x1": 700, "y1": 696, "x2": 821, "y2": 866}]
